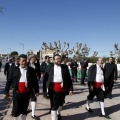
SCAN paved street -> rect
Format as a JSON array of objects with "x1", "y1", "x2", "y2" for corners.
[
  {"x1": 0, "y1": 65, "x2": 120, "y2": 120},
  {"x1": 0, "y1": 65, "x2": 12, "y2": 120}
]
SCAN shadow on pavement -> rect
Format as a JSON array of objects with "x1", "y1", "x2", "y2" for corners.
[
  {"x1": 112, "y1": 93, "x2": 120, "y2": 98},
  {"x1": 61, "y1": 102, "x2": 120, "y2": 120},
  {"x1": 106, "y1": 103, "x2": 120, "y2": 117},
  {"x1": 0, "y1": 99, "x2": 12, "y2": 120},
  {"x1": 63, "y1": 100, "x2": 86, "y2": 110},
  {"x1": 0, "y1": 80, "x2": 12, "y2": 120}
]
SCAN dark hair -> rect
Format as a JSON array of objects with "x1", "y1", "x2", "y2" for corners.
[
  {"x1": 96, "y1": 57, "x2": 103, "y2": 62},
  {"x1": 53, "y1": 54, "x2": 61, "y2": 60},
  {"x1": 61, "y1": 57, "x2": 67, "y2": 62},
  {"x1": 45, "y1": 55, "x2": 49, "y2": 60},
  {"x1": 19, "y1": 54, "x2": 27, "y2": 60},
  {"x1": 61, "y1": 55, "x2": 67, "y2": 62},
  {"x1": 109, "y1": 57, "x2": 113, "y2": 59}
]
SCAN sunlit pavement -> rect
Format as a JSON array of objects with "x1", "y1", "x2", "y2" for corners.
[{"x1": 1, "y1": 67, "x2": 120, "y2": 120}]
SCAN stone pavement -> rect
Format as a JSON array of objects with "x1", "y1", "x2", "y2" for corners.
[
  {"x1": 0, "y1": 67, "x2": 12, "y2": 120},
  {"x1": 0, "y1": 68, "x2": 120, "y2": 120}
]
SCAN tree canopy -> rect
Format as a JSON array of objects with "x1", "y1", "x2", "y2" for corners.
[{"x1": 10, "y1": 51, "x2": 19, "y2": 58}]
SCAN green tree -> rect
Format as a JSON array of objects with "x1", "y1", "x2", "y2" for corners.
[
  {"x1": 10, "y1": 51, "x2": 19, "y2": 58},
  {"x1": 102, "y1": 57, "x2": 109, "y2": 63},
  {"x1": 87, "y1": 57, "x2": 97, "y2": 63}
]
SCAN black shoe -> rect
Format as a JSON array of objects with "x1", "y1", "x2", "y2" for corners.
[
  {"x1": 99, "y1": 114, "x2": 111, "y2": 119},
  {"x1": 31, "y1": 115, "x2": 39, "y2": 120},
  {"x1": 86, "y1": 108, "x2": 93, "y2": 112},
  {"x1": 58, "y1": 114, "x2": 62, "y2": 120},
  {"x1": 27, "y1": 108, "x2": 31, "y2": 114}
]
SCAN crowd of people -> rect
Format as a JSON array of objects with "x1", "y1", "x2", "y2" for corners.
[{"x1": 2, "y1": 54, "x2": 118, "y2": 120}]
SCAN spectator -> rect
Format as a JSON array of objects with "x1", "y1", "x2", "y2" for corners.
[{"x1": 80, "y1": 58, "x2": 88, "y2": 85}]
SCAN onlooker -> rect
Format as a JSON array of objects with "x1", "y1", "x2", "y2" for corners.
[
  {"x1": 0, "y1": 60, "x2": 2, "y2": 72},
  {"x1": 70, "y1": 59, "x2": 78, "y2": 82},
  {"x1": 80, "y1": 58, "x2": 88, "y2": 85},
  {"x1": 41, "y1": 56, "x2": 50, "y2": 73},
  {"x1": 40, "y1": 56, "x2": 51, "y2": 79},
  {"x1": 104, "y1": 57, "x2": 117, "y2": 99},
  {"x1": 4, "y1": 58, "x2": 14, "y2": 80},
  {"x1": 61, "y1": 55, "x2": 67, "y2": 65}
]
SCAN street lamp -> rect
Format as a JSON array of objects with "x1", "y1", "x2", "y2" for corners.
[{"x1": 19, "y1": 43, "x2": 24, "y2": 53}]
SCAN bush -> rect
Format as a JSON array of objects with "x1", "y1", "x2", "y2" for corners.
[{"x1": 10, "y1": 51, "x2": 19, "y2": 58}]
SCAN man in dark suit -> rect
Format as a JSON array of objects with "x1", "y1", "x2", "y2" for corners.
[
  {"x1": 0, "y1": 60, "x2": 2, "y2": 72},
  {"x1": 4, "y1": 58, "x2": 14, "y2": 80},
  {"x1": 12, "y1": 58, "x2": 20, "y2": 88},
  {"x1": 28, "y1": 55, "x2": 41, "y2": 81},
  {"x1": 4, "y1": 58, "x2": 20, "y2": 98},
  {"x1": 14, "y1": 58, "x2": 20, "y2": 67},
  {"x1": 4, "y1": 54, "x2": 39, "y2": 120},
  {"x1": 104, "y1": 57, "x2": 117, "y2": 99},
  {"x1": 86, "y1": 58, "x2": 110, "y2": 119},
  {"x1": 80, "y1": 58, "x2": 88, "y2": 85},
  {"x1": 43, "y1": 54, "x2": 73, "y2": 120},
  {"x1": 27, "y1": 55, "x2": 41, "y2": 119},
  {"x1": 40, "y1": 55, "x2": 51, "y2": 80},
  {"x1": 70, "y1": 59, "x2": 78, "y2": 82},
  {"x1": 41, "y1": 55, "x2": 50, "y2": 73}
]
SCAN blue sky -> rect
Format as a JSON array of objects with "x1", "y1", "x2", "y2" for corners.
[{"x1": 0, "y1": 0, "x2": 120, "y2": 57}]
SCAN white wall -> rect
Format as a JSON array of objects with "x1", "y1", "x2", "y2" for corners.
[{"x1": 117, "y1": 64, "x2": 120, "y2": 71}]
